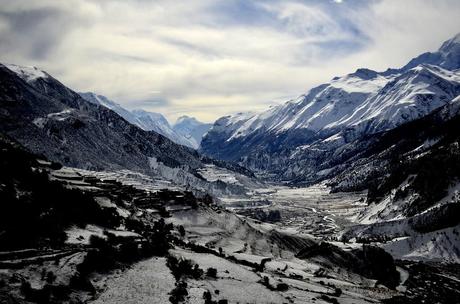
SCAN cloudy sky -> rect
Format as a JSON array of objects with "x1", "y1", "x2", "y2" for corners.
[{"x1": 1, "y1": 0, "x2": 459, "y2": 122}]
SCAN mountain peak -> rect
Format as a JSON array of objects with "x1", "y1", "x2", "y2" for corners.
[
  {"x1": 79, "y1": 92, "x2": 123, "y2": 112},
  {"x1": 132, "y1": 109, "x2": 171, "y2": 126},
  {"x1": 439, "y1": 32, "x2": 460, "y2": 52},
  {"x1": 402, "y1": 32, "x2": 460, "y2": 71},
  {"x1": 175, "y1": 115, "x2": 199, "y2": 125},
  {"x1": 5, "y1": 63, "x2": 48, "y2": 82},
  {"x1": 173, "y1": 115, "x2": 213, "y2": 149},
  {"x1": 349, "y1": 68, "x2": 379, "y2": 80}
]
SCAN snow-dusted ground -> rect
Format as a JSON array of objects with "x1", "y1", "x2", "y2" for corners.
[
  {"x1": 91, "y1": 257, "x2": 175, "y2": 304},
  {"x1": 5, "y1": 63, "x2": 48, "y2": 82},
  {"x1": 37, "y1": 165, "x2": 460, "y2": 302},
  {"x1": 171, "y1": 248, "x2": 286, "y2": 304},
  {"x1": 383, "y1": 224, "x2": 460, "y2": 263}
]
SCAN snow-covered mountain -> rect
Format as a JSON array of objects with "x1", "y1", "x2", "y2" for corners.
[
  {"x1": 78, "y1": 92, "x2": 140, "y2": 126},
  {"x1": 78, "y1": 92, "x2": 198, "y2": 148},
  {"x1": 0, "y1": 63, "x2": 254, "y2": 196},
  {"x1": 201, "y1": 33, "x2": 460, "y2": 183},
  {"x1": 130, "y1": 109, "x2": 198, "y2": 148},
  {"x1": 173, "y1": 116, "x2": 212, "y2": 149}
]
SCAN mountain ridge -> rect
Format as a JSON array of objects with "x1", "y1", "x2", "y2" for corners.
[
  {"x1": 200, "y1": 33, "x2": 460, "y2": 184},
  {"x1": 0, "y1": 63, "x2": 253, "y2": 197},
  {"x1": 78, "y1": 92, "x2": 208, "y2": 149}
]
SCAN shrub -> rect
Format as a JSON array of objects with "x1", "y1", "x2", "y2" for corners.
[
  {"x1": 192, "y1": 264, "x2": 204, "y2": 279},
  {"x1": 169, "y1": 281, "x2": 188, "y2": 304},
  {"x1": 89, "y1": 235, "x2": 107, "y2": 248},
  {"x1": 203, "y1": 290, "x2": 212, "y2": 302},
  {"x1": 276, "y1": 283, "x2": 289, "y2": 291},
  {"x1": 158, "y1": 206, "x2": 171, "y2": 218},
  {"x1": 178, "y1": 225, "x2": 186, "y2": 237},
  {"x1": 333, "y1": 287, "x2": 342, "y2": 297},
  {"x1": 46, "y1": 271, "x2": 56, "y2": 284},
  {"x1": 119, "y1": 241, "x2": 140, "y2": 262},
  {"x1": 320, "y1": 295, "x2": 339, "y2": 304},
  {"x1": 206, "y1": 267, "x2": 218, "y2": 278},
  {"x1": 167, "y1": 256, "x2": 203, "y2": 280}
]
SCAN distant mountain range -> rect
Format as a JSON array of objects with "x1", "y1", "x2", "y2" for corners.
[
  {"x1": 173, "y1": 115, "x2": 213, "y2": 149},
  {"x1": 79, "y1": 92, "x2": 211, "y2": 149}
]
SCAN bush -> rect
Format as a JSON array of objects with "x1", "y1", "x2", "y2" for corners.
[
  {"x1": 119, "y1": 241, "x2": 140, "y2": 262},
  {"x1": 20, "y1": 281, "x2": 51, "y2": 303},
  {"x1": 320, "y1": 295, "x2": 339, "y2": 304},
  {"x1": 89, "y1": 235, "x2": 107, "y2": 248},
  {"x1": 203, "y1": 290, "x2": 212, "y2": 302},
  {"x1": 69, "y1": 274, "x2": 95, "y2": 293},
  {"x1": 260, "y1": 276, "x2": 270, "y2": 288},
  {"x1": 49, "y1": 162, "x2": 63, "y2": 170},
  {"x1": 167, "y1": 256, "x2": 203, "y2": 280},
  {"x1": 178, "y1": 225, "x2": 186, "y2": 237},
  {"x1": 333, "y1": 287, "x2": 342, "y2": 297},
  {"x1": 46, "y1": 271, "x2": 56, "y2": 284},
  {"x1": 206, "y1": 267, "x2": 218, "y2": 278},
  {"x1": 142, "y1": 218, "x2": 173, "y2": 257},
  {"x1": 276, "y1": 283, "x2": 289, "y2": 291},
  {"x1": 158, "y1": 206, "x2": 171, "y2": 218},
  {"x1": 169, "y1": 281, "x2": 188, "y2": 304},
  {"x1": 192, "y1": 264, "x2": 204, "y2": 279}
]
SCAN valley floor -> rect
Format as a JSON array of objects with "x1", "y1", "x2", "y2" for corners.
[
  {"x1": 228, "y1": 184, "x2": 368, "y2": 238},
  {"x1": 2, "y1": 167, "x2": 459, "y2": 304}
]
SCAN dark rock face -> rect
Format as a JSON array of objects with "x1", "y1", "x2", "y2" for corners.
[
  {"x1": 0, "y1": 134, "x2": 118, "y2": 250},
  {"x1": 329, "y1": 100, "x2": 460, "y2": 215},
  {"x1": 297, "y1": 242, "x2": 400, "y2": 289},
  {"x1": 383, "y1": 261, "x2": 460, "y2": 304}
]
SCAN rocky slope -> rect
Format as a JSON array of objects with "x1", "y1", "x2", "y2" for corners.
[
  {"x1": 323, "y1": 97, "x2": 460, "y2": 263},
  {"x1": 0, "y1": 64, "x2": 252, "y2": 196}
]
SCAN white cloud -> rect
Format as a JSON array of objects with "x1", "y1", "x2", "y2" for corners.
[{"x1": 0, "y1": 0, "x2": 459, "y2": 122}]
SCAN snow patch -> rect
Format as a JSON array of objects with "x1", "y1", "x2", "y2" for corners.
[{"x1": 6, "y1": 64, "x2": 48, "y2": 82}]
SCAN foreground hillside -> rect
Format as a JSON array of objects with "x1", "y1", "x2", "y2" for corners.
[{"x1": 1, "y1": 135, "x2": 458, "y2": 304}]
